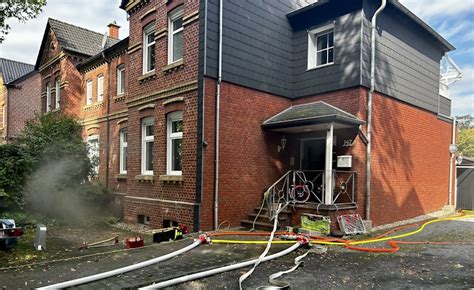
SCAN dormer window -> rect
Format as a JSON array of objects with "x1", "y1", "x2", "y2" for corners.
[{"x1": 308, "y1": 24, "x2": 335, "y2": 70}]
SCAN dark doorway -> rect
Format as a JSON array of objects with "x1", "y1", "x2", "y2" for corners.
[{"x1": 301, "y1": 139, "x2": 326, "y2": 170}]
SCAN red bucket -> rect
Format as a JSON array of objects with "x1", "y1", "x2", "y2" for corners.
[{"x1": 125, "y1": 236, "x2": 144, "y2": 248}]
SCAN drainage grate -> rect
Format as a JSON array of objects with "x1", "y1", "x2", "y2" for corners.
[{"x1": 337, "y1": 214, "x2": 366, "y2": 235}]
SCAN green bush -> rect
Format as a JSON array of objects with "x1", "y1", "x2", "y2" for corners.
[{"x1": 0, "y1": 144, "x2": 32, "y2": 210}]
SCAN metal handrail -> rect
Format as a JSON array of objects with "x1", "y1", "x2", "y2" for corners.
[{"x1": 266, "y1": 170, "x2": 356, "y2": 220}]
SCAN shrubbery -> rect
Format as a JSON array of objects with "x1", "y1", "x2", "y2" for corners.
[{"x1": 0, "y1": 112, "x2": 113, "y2": 220}]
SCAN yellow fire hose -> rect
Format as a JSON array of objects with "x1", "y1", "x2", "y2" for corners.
[{"x1": 211, "y1": 210, "x2": 474, "y2": 248}]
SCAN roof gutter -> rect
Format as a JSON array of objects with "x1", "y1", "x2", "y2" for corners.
[{"x1": 366, "y1": 0, "x2": 386, "y2": 222}]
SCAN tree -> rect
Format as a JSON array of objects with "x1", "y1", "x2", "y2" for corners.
[
  {"x1": 14, "y1": 112, "x2": 92, "y2": 179},
  {"x1": 0, "y1": 144, "x2": 32, "y2": 210},
  {"x1": 0, "y1": 0, "x2": 46, "y2": 43},
  {"x1": 456, "y1": 114, "x2": 474, "y2": 158},
  {"x1": 458, "y1": 128, "x2": 474, "y2": 158}
]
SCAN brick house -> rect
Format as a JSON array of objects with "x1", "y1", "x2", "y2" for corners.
[
  {"x1": 31, "y1": 0, "x2": 457, "y2": 232},
  {"x1": 0, "y1": 58, "x2": 37, "y2": 143}
]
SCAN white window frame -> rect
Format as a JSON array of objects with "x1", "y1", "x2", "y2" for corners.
[
  {"x1": 307, "y1": 23, "x2": 335, "y2": 70},
  {"x1": 46, "y1": 83, "x2": 51, "y2": 112},
  {"x1": 167, "y1": 111, "x2": 183, "y2": 175},
  {"x1": 141, "y1": 117, "x2": 154, "y2": 175},
  {"x1": 97, "y1": 74, "x2": 104, "y2": 103},
  {"x1": 119, "y1": 128, "x2": 128, "y2": 174},
  {"x1": 168, "y1": 6, "x2": 184, "y2": 64},
  {"x1": 117, "y1": 65, "x2": 125, "y2": 95},
  {"x1": 87, "y1": 135, "x2": 100, "y2": 176},
  {"x1": 143, "y1": 22, "x2": 156, "y2": 74},
  {"x1": 86, "y1": 79, "x2": 93, "y2": 105},
  {"x1": 1, "y1": 104, "x2": 5, "y2": 128},
  {"x1": 55, "y1": 79, "x2": 61, "y2": 109}
]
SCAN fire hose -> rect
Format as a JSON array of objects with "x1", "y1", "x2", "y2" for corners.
[
  {"x1": 37, "y1": 235, "x2": 210, "y2": 289},
  {"x1": 139, "y1": 238, "x2": 309, "y2": 289}
]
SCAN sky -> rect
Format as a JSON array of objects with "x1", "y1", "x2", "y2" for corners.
[{"x1": 0, "y1": 0, "x2": 472, "y2": 116}]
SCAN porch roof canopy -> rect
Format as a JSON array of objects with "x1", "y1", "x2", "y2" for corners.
[{"x1": 262, "y1": 101, "x2": 364, "y2": 133}]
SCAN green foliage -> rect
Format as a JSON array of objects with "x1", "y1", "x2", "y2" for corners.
[
  {"x1": 15, "y1": 112, "x2": 92, "y2": 178},
  {"x1": 0, "y1": 0, "x2": 46, "y2": 43},
  {"x1": 458, "y1": 128, "x2": 474, "y2": 158},
  {"x1": 456, "y1": 114, "x2": 474, "y2": 158},
  {"x1": 0, "y1": 144, "x2": 32, "y2": 210}
]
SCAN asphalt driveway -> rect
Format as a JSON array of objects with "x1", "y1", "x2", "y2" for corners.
[{"x1": 0, "y1": 215, "x2": 473, "y2": 289}]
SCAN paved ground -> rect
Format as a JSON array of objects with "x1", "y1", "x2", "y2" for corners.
[{"x1": 1, "y1": 215, "x2": 473, "y2": 289}]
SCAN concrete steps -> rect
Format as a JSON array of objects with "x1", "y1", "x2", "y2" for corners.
[{"x1": 240, "y1": 206, "x2": 292, "y2": 231}]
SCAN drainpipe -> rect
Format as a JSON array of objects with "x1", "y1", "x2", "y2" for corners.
[
  {"x1": 448, "y1": 116, "x2": 456, "y2": 207},
  {"x1": 102, "y1": 51, "x2": 111, "y2": 188},
  {"x1": 214, "y1": 0, "x2": 223, "y2": 230},
  {"x1": 366, "y1": 0, "x2": 386, "y2": 221}
]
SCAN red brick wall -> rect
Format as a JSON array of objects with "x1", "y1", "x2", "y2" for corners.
[
  {"x1": 121, "y1": 0, "x2": 201, "y2": 229},
  {"x1": 7, "y1": 72, "x2": 42, "y2": 138},
  {"x1": 202, "y1": 80, "x2": 452, "y2": 229},
  {"x1": 202, "y1": 78, "x2": 291, "y2": 229},
  {"x1": 370, "y1": 92, "x2": 452, "y2": 226}
]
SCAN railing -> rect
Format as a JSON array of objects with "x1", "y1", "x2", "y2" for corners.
[{"x1": 265, "y1": 170, "x2": 356, "y2": 220}]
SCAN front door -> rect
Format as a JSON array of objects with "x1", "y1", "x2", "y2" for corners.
[{"x1": 300, "y1": 139, "x2": 325, "y2": 170}]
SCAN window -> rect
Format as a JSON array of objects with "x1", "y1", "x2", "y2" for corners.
[
  {"x1": 137, "y1": 214, "x2": 150, "y2": 225},
  {"x1": 55, "y1": 79, "x2": 61, "y2": 109},
  {"x1": 168, "y1": 6, "x2": 184, "y2": 64},
  {"x1": 308, "y1": 24, "x2": 335, "y2": 70},
  {"x1": 87, "y1": 135, "x2": 100, "y2": 176},
  {"x1": 119, "y1": 128, "x2": 128, "y2": 174},
  {"x1": 86, "y1": 79, "x2": 93, "y2": 105},
  {"x1": 1, "y1": 104, "x2": 5, "y2": 128},
  {"x1": 117, "y1": 65, "x2": 125, "y2": 95},
  {"x1": 141, "y1": 117, "x2": 154, "y2": 175},
  {"x1": 167, "y1": 111, "x2": 183, "y2": 175},
  {"x1": 97, "y1": 74, "x2": 104, "y2": 102},
  {"x1": 46, "y1": 83, "x2": 51, "y2": 112},
  {"x1": 143, "y1": 22, "x2": 156, "y2": 74}
]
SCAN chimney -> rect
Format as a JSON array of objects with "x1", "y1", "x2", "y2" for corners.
[{"x1": 107, "y1": 21, "x2": 120, "y2": 39}]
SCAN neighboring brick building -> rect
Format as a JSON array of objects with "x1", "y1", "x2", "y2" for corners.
[
  {"x1": 0, "y1": 58, "x2": 36, "y2": 143},
  {"x1": 22, "y1": 0, "x2": 457, "y2": 232}
]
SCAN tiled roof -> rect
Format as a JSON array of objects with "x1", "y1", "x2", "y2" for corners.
[
  {"x1": 0, "y1": 58, "x2": 34, "y2": 84},
  {"x1": 48, "y1": 18, "x2": 121, "y2": 57},
  {"x1": 262, "y1": 101, "x2": 364, "y2": 128}
]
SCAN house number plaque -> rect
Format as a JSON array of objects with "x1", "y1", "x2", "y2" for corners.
[{"x1": 342, "y1": 139, "x2": 353, "y2": 147}]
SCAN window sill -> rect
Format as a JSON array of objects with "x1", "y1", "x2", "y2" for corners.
[
  {"x1": 83, "y1": 102, "x2": 104, "y2": 111},
  {"x1": 116, "y1": 174, "x2": 127, "y2": 180},
  {"x1": 114, "y1": 94, "x2": 126, "y2": 102},
  {"x1": 138, "y1": 70, "x2": 156, "y2": 82},
  {"x1": 159, "y1": 175, "x2": 183, "y2": 184},
  {"x1": 307, "y1": 62, "x2": 335, "y2": 71},
  {"x1": 135, "y1": 174, "x2": 154, "y2": 183},
  {"x1": 162, "y1": 59, "x2": 184, "y2": 74}
]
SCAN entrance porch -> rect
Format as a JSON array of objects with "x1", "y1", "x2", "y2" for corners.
[{"x1": 261, "y1": 101, "x2": 365, "y2": 221}]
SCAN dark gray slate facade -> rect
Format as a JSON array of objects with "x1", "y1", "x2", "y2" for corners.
[{"x1": 202, "y1": 0, "x2": 453, "y2": 115}]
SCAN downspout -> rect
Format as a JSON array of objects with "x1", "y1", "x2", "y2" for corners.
[
  {"x1": 366, "y1": 0, "x2": 386, "y2": 221},
  {"x1": 102, "y1": 52, "x2": 111, "y2": 188},
  {"x1": 214, "y1": 0, "x2": 223, "y2": 230},
  {"x1": 448, "y1": 116, "x2": 456, "y2": 206}
]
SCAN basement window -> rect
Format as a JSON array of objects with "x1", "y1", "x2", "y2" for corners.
[
  {"x1": 308, "y1": 23, "x2": 335, "y2": 70},
  {"x1": 138, "y1": 214, "x2": 150, "y2": 225},
  {"x1": 163, "y1": 219, "x2": 178, "y2": 228}
]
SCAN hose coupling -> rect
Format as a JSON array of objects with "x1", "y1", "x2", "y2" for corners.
[{"x1": 197, "y1": 234, "x2": 211, "y2": 244}]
